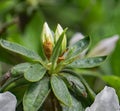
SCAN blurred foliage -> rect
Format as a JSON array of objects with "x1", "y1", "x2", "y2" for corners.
[{"x1": 0, "y1": 0, "x2": 120, "y2": 110}]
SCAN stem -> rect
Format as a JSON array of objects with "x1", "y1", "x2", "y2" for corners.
[
  {"x1": 0, "y1": 76, "x2": 23, "y2": 92},
  {"x1": 0, "y1": 17, "x2": 18, "y2": 35},
  {"x1": 0, "y1": 71, "x2": 11, "y2": 86},
  {"x1": 43, "y1": 91, "x2": 61, "y2": 111}
]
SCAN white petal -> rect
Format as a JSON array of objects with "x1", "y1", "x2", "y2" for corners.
[
  {"x1": 88, "y1": 35, "x2": 119, "y2": 57},
  {"x1": 0, "y1": 91, "x2": 17, "y2": 111},
  {"x1": 42, "y1": 22, "x2": 54, "y2": 44},
  {"x1": 85, "y1": 86, "x2": 120, "y2": 111}
]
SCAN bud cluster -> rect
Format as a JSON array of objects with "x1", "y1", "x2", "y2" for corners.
[{"x1": 41, "y1": 22, "x2": 66, "y2": 60}]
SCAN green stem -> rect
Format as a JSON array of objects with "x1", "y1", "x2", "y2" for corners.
[{"x1": 0, "y1": 76, "x2": 23, "y2": 92}]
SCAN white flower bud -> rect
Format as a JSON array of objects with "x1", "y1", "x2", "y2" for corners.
[
  {"x1": 0, "y1": 91, "x2": 17, "y2": 111},
  {"x1": 41, "y1": 22, "x2": 54, "y2": 59},
  {"x1": 88, "y1": 35, "x2": 119, "y2": 57},
  {"x1": 85, "y1": 86, "x2": 120, "y2": 111},
  {"x1": 42, "y1": 22, "x2": 54, "y2": 45},
  {"x1": 55, "y1": 24, "x2": 67, "y2": 55}
]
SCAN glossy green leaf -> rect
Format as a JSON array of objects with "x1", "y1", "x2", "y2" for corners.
[
  {"x1": 0, "y1": 46, "x2": 24, "y2": 64},
  {"x1": 62, "y1": 69, "x2": 96, "y2": 100},
  {"x1": 23, "y1": 77, "x2": 50, "y2": 111},
  {"x1": 0, "y1": 39, "x2": 42, "y2": 62},
  {"x1": 51, "y1": 75, "x2": 72, "y2": 106},
  {"x1": 50, "y1": 29, "x2": 67, "y2": 70},
  {"x1": 65, "y1": 36, "x2": 90, "y2": 64},
  {"x1": 62, "y1": 95, "x2": 84, "y2": 111},
  {"x1": 24, "y1": 63, "x2": 46, "y2": 82},
  {"x1": 11, "y1": 63, "x2": 31, "y2": 77},
  {"x1": 61, "y1": 73, "x2": 87, "y2": 98},
  {"x1": 67, "y1": 56, "x2": 106, "y2": 68}
]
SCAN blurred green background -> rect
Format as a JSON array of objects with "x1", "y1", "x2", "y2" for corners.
[{"x1": 0, "y1": 0, "x2": 120, "y2": 99}]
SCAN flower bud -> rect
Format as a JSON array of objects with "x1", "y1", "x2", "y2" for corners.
[
  {"x1": 88, "y1": 35, "x2": 119, "y2": 57},
  {"x1": 55, "y1": 24, "x2": 67, "y2": 55},
  {"x1": 41, "y1": 22, "x2": 54, "y2": 59}
]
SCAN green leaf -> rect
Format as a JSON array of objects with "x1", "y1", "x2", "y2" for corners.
[
  {"x1": 11, "y1": 63, "x2": 31, "y2": 77},
  {"x1": 67, "y1": 56, "x2": 106, "y2": 68},
  {"x1": 50, "y1": 29, "x2": 67, "y2": 70},
  {"x1": 62, "y1": 69, "x2": 96, "y2": 101},
  {"x1": 0, "y1": 46, "x2": 23, "y2": 64},
  {"x1": 61, "y1": 73, "x2": 87, "y2": 98},
  {"x1": 111, "y1": 41, "x2": 120, "y2": 75},
  {"x1": 23, "y1": 77, "x2": 50, "y2": 111},
  {"x1": 23, "y1": 12, "x2": 45, "y2": 58},
  {"x1": 0, "y1": 39, "x2": 42, "y2": 62},
  {"x1": 51, "y1": 75, "x2": 72, "y2": 106},
  {"x1": 102, "y1": 75, "x2": 120, "y2": 99},
  {"x1": 24, "y1": 63, "x2": 46, "y2": 82},
  {"x1": 62, "y1": 95, "x2": 84, "y2": 111},
  {"x1": 65, "y1": 36, "x2": 90, "y2": 63}
]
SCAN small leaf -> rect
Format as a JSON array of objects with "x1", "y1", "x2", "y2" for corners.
[
  {"x1": 65, "y1": 36, "x2": 90, "y2": 63},
  {"x1": 0, "y1": 39, "x2": 42, "y2": 62},
  {"x1": 51, "y1": 75, "x2": 72, "y2": 106},
  {"x1": 62, "y1": 95, "x2": 84, "y2": 111},
  {"x1": 24, "y1": 63, "x2": 46, "y2": 82},
  {"x1": 50, "y1": 29, "x2": 67, "y2": 69},
  {"x1": 49, "y1": 29, "x2": 67, "y2": 73},
  {"x1": 61, "y1": 73, "x2": 87, "y2": 98},
  {"x1": 67, "y1": 56, "x2": 106, "y2": 68},
  {"x1": 23, "y1": 77, "x2": 50, "y2": 111},
  {"x1": 11, "y1": 63, "x2": 31, "y2": 77}
]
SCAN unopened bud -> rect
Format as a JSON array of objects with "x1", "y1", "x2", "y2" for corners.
[
  {"x1": 41, "y1": 22, "x2": 54, "y2": 59},
  {"x1": 55, "y1": 24, "x2": 67, "y2": 55}
]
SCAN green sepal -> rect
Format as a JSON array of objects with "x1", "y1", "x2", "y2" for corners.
[{"x1": 50, "y1": 28, "x2": 67, "y2": 71}]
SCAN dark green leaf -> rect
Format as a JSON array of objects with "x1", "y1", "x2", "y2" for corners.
[
  {"x1": 24, "y1": 63, "x2": 46, "y2": 82},
  {"x1": 62, "y1": 95, "x2": 84, "y2": 111},
  {"x1": 0, "y1": 39, "x2": 42, "y2": 62},
  {"x1": 67, "y1": 56, "x2": 106, "y2": 68},
  {"x1": 65, "y1": 36, "x2": 90, "y2": 64},
  {"x1": 51, "y1": 75, "x2": 72, "y2": 106},
  {"x1": 62, "y1": 69, "x2": 96, "y2": 100},
  {"x1": 23, "y1": 77, "x2": 50, "y2": 111},
  {"x1": 11, "y1": 63, "x2": 31, "y2": 77},
  {"x1": 61, "y1": 73, "x2": 87, "y2": 98}
]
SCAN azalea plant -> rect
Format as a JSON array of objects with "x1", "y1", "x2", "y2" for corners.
[{"x1": 0, "y1": 22, "x2": 112, "y2": 111}]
